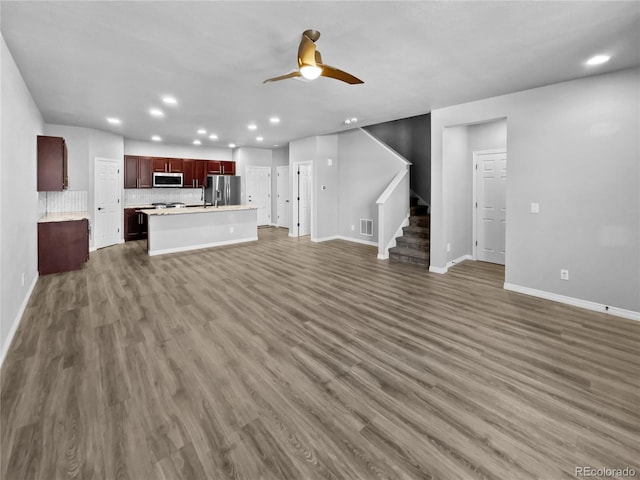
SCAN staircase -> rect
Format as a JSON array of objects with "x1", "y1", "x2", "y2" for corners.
[{"x1": 389, "y1": 197, "x2": 430, "y2": 267}]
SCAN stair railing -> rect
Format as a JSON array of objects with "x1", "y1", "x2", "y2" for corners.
[{"x1": 376, "y1": 166, "x2": 410, "y2": 259}]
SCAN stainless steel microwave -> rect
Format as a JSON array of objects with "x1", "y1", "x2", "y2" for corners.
[{"x1": 152, "y1": 172, "x2": 183, "y2": 188}]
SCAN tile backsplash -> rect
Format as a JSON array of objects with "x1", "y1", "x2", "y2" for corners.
[
  {"x1": 38, "y1": 191, "x2": 88, "y2": 216},
  {"x1": 124, "y1": 188, "x2": 204, "y2": 206}
]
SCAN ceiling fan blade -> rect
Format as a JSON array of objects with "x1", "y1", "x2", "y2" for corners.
[
  {"x1": 298, "y1": 33, "x2": 317, "y2": 68},
  {"x1": 263, "y1": 71, "x2": 301, "y2": 84},
  {"x1": 318, "y1": 64, "x2": 364, "y2": 85}
]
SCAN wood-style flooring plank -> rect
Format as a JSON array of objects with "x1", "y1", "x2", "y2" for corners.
[{"x1": 1, "y1": 227, "x2": 639, "y2": 479}]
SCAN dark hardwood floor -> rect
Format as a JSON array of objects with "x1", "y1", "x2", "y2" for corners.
[{"x1": 2, "y1": 227, "x2": 639, "y2": 479}]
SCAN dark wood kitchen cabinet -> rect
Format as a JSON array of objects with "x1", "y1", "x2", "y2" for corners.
[
  {"x1": 207, "y1": 160, "x2": 221, "y2": 175},
  {"x1": 38, "y1": 219, "x2": 89, "y2": 275},
  {"x1": 183, "y1": 159, "x2": 208, "y2": 188},
  {"x1": 37, "y1": 135, "x2": 68, "y2": 191},
  {"x1": 124, "y1": 156, "x2": 152, "y2": 189},
  {"x1": 221, "y1": 161, "x2": 235, "y2": 175},
  {"x1": 206, "y1": 160, "x2": 235, "y2": 175},
  {"x1": 124, "y1": 208, "x2": 147, "y2": 241},
  {"x1": 152, "y1": 157, "x2": 183, "y2": 173}
]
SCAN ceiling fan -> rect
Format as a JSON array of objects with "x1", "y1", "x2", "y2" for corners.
[{"x1": 263, "y1": 30, "x2": 364, "y2": 85}]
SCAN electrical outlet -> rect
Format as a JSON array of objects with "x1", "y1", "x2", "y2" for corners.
[
  {"x1": 229, "y1": 226, "x2": 234, "y2": 233},
  {"x1": 446, "y1": 243, "x2": 451, "y2": 252},
  {"x1": 327, "y1": 158, "x2": 333, "y2": 166},
  {"x1": 351, "y1": 224, "x2": 355, "y2": 231},
  {"x1": 560, "y1": 269, "x2": 569, "y2": 281},
  {"x1": 21, "y1": 273, "x2": 25, "y2": 287},
  {"x1": 531, "y1": 202, "x2": 540, "y2": 214}
]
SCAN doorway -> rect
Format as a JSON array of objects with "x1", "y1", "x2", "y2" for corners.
[
  {"x1": 246, "y1": 166, "x2": 271, "y2": 226},
  {"x1": 292, "y1": 162, "x2": 312, "y2": 237},
  {"x1": 94, "y1": 157, "x2": 121, "y2": 249},
  {"x1": 276, "y1": 166, "x2": 290, "y2": 228},
  {"x1": 473, "y1": 150, "x2": 507, "y2": 265}
]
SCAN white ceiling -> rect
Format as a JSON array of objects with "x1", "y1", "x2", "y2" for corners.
[{"x1": 2, "y1": 1, "x2": 639, "y2": 149}]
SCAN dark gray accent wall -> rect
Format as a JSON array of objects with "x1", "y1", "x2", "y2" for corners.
[{"x1": 363, "y1": 113, "x2": 431, "y2": 204}]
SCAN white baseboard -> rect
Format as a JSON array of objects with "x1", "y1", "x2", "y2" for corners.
[
  {"x1": 0, "y1": 273, "x2": 38, "y2": 367},
  {"x1": 377, "y1": 252, "x2": 388, "y2": 260},
  {"x1": 429, "y1": 265, "x2": 448, "y2": 274},
  {"x1": 504, "y1": 283, "x2": 640, "y2": 322},
  {"x1": 447, "y1": 254, "x2": 473, "y2": 269},
  {"x1": 312, "y1": 235, "x2": 377, "y2": 247},
  {"x1": 311, "y1": 235, "x2": 340, "y2": 243},
  {"x1": 429, "y1": 254, "x2": 473, "y2": 274},
  {"x1": 337, "y1": 235, "x2": 377, "y2": 247},
  {"x1": 288, "y1": 232, "x2": 296, "y2": 237},
  {"x1": 148, "y1": 236, "x2": 258, "y2": 256}
]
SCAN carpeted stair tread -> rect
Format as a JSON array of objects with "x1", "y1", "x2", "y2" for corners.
[
  {"x1": 403, "y1": 225, "x2": 430, "y2": 237},
  {"x1": 396, "y1": 236, "x2": 430, "y2": 249}
]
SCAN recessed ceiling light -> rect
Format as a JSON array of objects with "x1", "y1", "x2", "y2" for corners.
[
  {"x1": 256, "y1": 136, "x2": 264, "y2": 141},
  {"x1": 150, "y1": 108, "x2": 164, "y2": 117},
  {"x1": 344, "y1": 117, "x2": 358, "y2": 125},
  {"x1": 106, "y1": 117, "x2": 121, "y2": 125},
  {"x1": 586, "y1": 54, "x2": 610, "y2": 66},
  {"x1": 162, "y1": 96, "x2": 177, "y2": 105},
  {"x1": 228, "y1": 143, "x2": 236, "y2": 148},
  {"x1": 209, "y1": 134, "x2": 218, "y2": 140},
  {"x1": 269, "y1": 117, "x2": 280, "y2": 124},
  {"x1": 197, "y1": 128, "x2": 207, "y2": 135},
  {"x1": 248, "y1": 124, "x2": 257, "y2": 130},
  {"x1": 273, "y1": 144, "x2": 279, "y2": 147},
  {"x1": 151, "y1": 135, "x2": 162, "y2": 142},
  {"x1": 193, "y1": 139, "x2": 201, "y2": 145}
]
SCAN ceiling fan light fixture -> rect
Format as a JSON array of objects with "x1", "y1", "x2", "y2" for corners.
[{"x1": 300, "y1": 65, "x2": 322, "y2": 80}]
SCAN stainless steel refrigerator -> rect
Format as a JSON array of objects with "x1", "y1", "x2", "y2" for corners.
[{"x1": 205, "y1": 175, "x2": 241, "y2": 206}]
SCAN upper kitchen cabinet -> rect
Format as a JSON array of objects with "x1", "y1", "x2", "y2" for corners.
[
  {"x1": 221, "y1": 161, "x2": 235, "y2": 175},
  {"x1": 124, "y1": 156, "x2": 152, "y2": 189},
  {"x1": 207, "y1": 160, "x2": 221, "y2": 175},
  {"x1": 206, "y1": 160, "x2": 235, "y2": 175},
  {"x1": 37, "y1": 135, "x2": 68, "y2": 191},
  {"x1": 182, "y1": 159, "x2": 194, "y2": 188},
  {"x1": 194, "y1": 160, "x2": 207, "y2": 186},
  {"x1": 153, "y1": 157, "x2": 183, "y2": 173}
]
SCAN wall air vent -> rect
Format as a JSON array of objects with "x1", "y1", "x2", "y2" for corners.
[{"x1": 360, "y1": 218, "x2": 374, "y2": 236}]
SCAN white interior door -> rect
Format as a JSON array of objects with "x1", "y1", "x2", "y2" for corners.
[
  {"x1": 246, "y1": 166, "x2": 271, "y2": 226},
  {"x1": 297, "y1": 163, "x2": 312, "y2": 236},
  {"x1": 95, "y1": 157, "x2": 121, "y2": 249},
  {"x1": 475, "y1": 151, "x2": 507, "y2": 264},
  {"x1": 276, "y1": 166, "x2": 290, "y2": 228}
]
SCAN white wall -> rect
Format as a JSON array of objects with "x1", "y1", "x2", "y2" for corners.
[
  {"x1": 289, "y1": 136, "x2": 318, "y2": 235},
  {"x1": 271, "y1": 146, "x2": 289, "y2": 225},
  {"x1": 1, "y1": 35, "x2": 44, "y2": 363},
  {"x1": 123, "y1": 139, "x2": 231, "y2": 161},
  {"x1": 432, "y1": 68, "x2": 640, "y2": 313},
  {"x1": 314, "y1": 135, "x2": 339, "y2": 240},
  {"x1": 233, "y1": 147, "x2": 273, "y2": 215},
  {"x1": 443, "y1": 118, "x2": 508, "y2": 262},
  {"x1": 442, "y1": 126, "x2": 469, "y2": 261},
  {"x1": 337, "y1": 129, "x2": 407, "y2": 243}
]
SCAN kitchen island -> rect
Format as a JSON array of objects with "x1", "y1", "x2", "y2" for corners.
[{"x1": 138, "y1": 205, "x2": 258, "y2": 256}]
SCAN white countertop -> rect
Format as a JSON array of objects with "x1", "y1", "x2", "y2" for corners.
[
  {"x1": 38, "y1": 211, "x2": 90, "y2": 223},
  {"x1": 138, "y1": 205, "x2": 256, "y2": 216}
]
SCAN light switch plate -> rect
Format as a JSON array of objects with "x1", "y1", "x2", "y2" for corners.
[
  {"x1": 327, "y1": 158, "x2": 333, "y2": 166},
  {"x1": 531, "y1": 202, "x2": 540, "y2": 214}
]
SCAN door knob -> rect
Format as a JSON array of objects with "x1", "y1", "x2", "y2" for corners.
[{"x1": 98, "y1": 207, "x2": 104, "y2": 210}]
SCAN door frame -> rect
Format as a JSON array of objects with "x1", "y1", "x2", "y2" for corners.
[
  {"x1": 291, "y1": 161, "x2": 313, "y2": 237},
  {"x1": 472, "y1": 149, "x2": 506, "y2": 261},
  {"x1": 245, "y1": 165, "x2": 272, "y2": 226},
  {"x1": 94, "y1": 157, "x2": 123, "y2": 250},
  {"x1": 276, "y1": 165, "x2": 290, "y2": 229}
]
